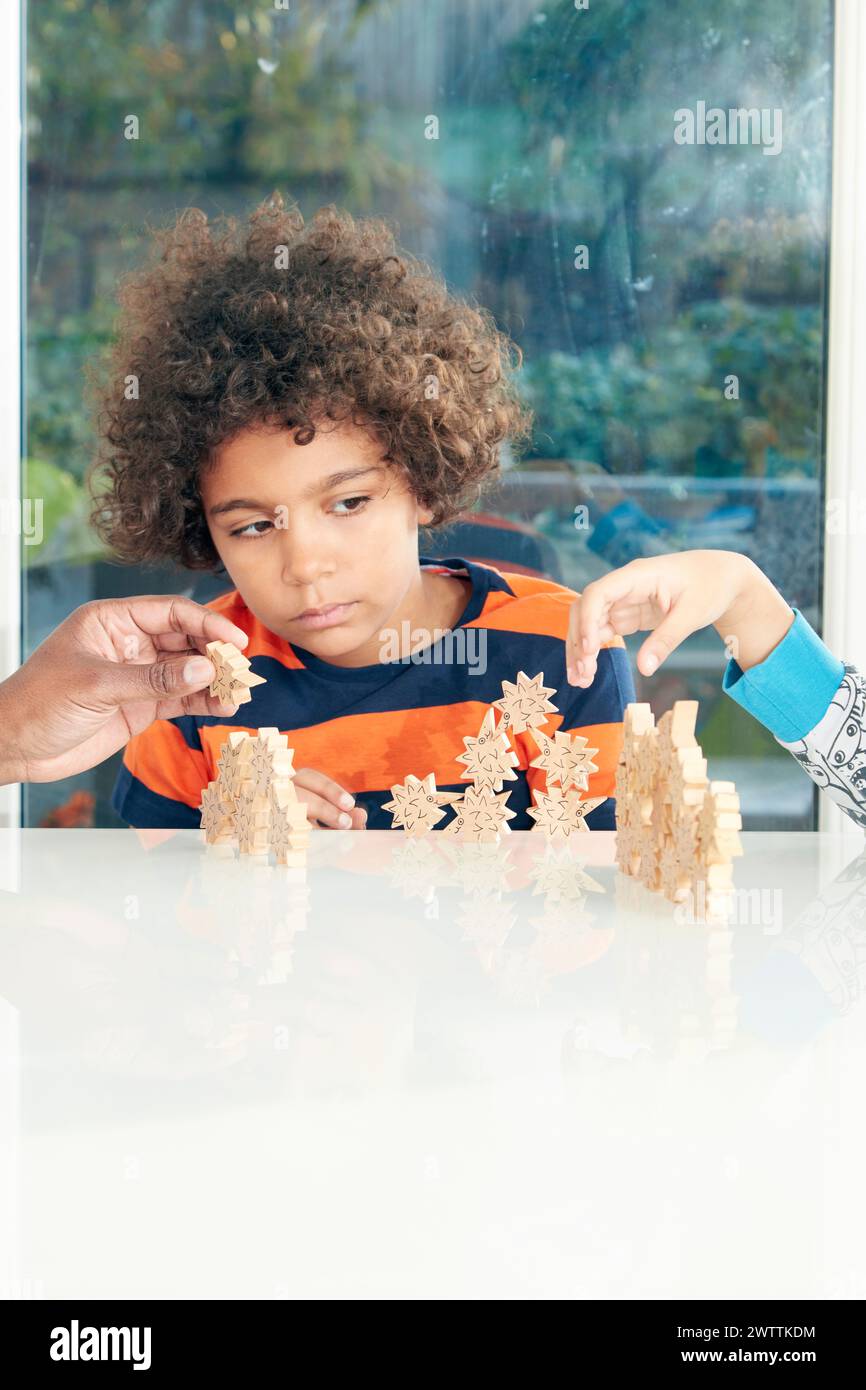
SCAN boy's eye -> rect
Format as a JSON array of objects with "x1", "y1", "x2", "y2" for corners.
[
  {"x1": 331, "y1": 495, "x2": 371, "y2": 516},
  {"x1": 231, "y1": 519, "x2": 273, "y2": 539}
]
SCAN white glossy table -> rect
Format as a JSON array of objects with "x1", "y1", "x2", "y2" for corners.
[{"x1": 1, "y1": 828, "x2": 865, "y2": 1300}]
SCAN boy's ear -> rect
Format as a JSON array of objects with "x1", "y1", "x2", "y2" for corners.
[{"x1": 416, "y1": 502, "x2": 435, "y2": 526}]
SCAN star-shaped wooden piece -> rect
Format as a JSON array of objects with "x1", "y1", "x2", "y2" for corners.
[
  {"x1": 530, "y1": 728, "x2": 599, "y2": 791},
  {"x1": 695, "y1": 780, "x2": 743, "y2": 909},
  {"x1": 244, "y1": 727, "x2": 295, "y2": 798},
  {"x1": 491, "y1": 670, "x2": 559, "y2": 736},
  {"x1": 456, "y1": 708, "x2": 519, "y2": 792},
  {"x1": 215, "y1": 730, "x2": 255, "y2": 803},
  {"x1": 614, "y1": 704, "x2": 657, "y2": 876},
  {"x1": 528, "y1": 786, "x2": 607, "y2": 838},
  {"x1": 235, "y1": 788, "x2": 272, "y2": 856},
  {"x1": 268, "y1": 783, "x2": 311, "y2": 866},
  {"x1": 442, "y1": 784, "x2": 517, "y2": 843},
  {"x1": 199, "y1": 779, "x2": 236, "y2": 845},
  {"x1": 206, "y1": 640, "x2": 267, "y2": 707},
  {"x1": 383, "y1": 773, "x2": 461, "y2": 835}
]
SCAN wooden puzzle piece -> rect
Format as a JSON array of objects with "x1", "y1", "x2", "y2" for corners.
[
  {"x1": 268, "y1": 782, "x2": 311, "y2": 866},
  {"x1": 695, "y1": 780, "x2": 743, "y2": 917},
  {"x1": 528, "y1": 786, "x2": 607, "y2": 838},
  {"x1": 530, "y1": 728, "x2": 599, "y2": 791},
  {"x1": 653, "y1": 743, "x2": 709, "y2": 904},
  {"x1": 491, "y1": 670, "x2": 558, "y2": 736},
  {"x1": 235, "y1": 788, "x2": 272, "y2": 856},
  {"x1": 244, "y1": 728, "x2": 295, "y2": 798},
  {"x1": 442, "y1": 784, "x2": 517, "y2": 843},
  {"x1": 614, "y1": 704, "x2": 657, "y2": 876},
  {"x1": 614, "y1": 701, "x2": 743, "y2": 918},
  {"x1": 216, "y1": 730, "x2": 255, "y2": 803},
  {"x1": 199, "y1": 780, "x2": 236, "y2": 845},
  {"x1": 383, "y1": 772, "x2": 461, "y2": 834},
  {"x1": 206, "y1": 640, "x2": 267, "y2": 706},
  {"x1": 697, "y1": 781, "x2": 743, "y2": 862},
  {"x1": 656, "y1": 700, "x2": 699, "y2": 756},
  {"x1": 456, "y1": 708, "x2": 520, "y2": 792}
]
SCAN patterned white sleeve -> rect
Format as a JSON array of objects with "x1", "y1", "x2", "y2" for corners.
[{"x1": 778, "y1": 665, "x2": 866, "y2": 830}]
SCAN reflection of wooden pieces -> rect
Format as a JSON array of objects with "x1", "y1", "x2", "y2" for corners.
[
  {"x1": 528, "y1": 846, "x2": 604, "y2": 902},
  {"x1": 457, "y1": 894, "x2": 518, "y2": 970},
  {"x1": 383, "y1": 772, "x2": 461, "y2": 834},
  {"x1": 444, "y1": 841, "x2": 514, "y2": 896},
  {"x1": 206, "y1": 641, "x2": 267, "y2": 706},
  {"x1": 388, "y1": 837, "x2": 449, "y2": 900},
  {"x1": 528, "y1": 786, "x2": 607, "y2": 838},
  {"x1": 491, "y1": 670, "x2": 558, "y2": 736},
  {"x1": 456, "y1": 708, "x2": 520, "y2": 792},
  {"x1": 442, "y1": 784, "x2": 517, "y2": 843},
  {"x1": 530, "y1": 728, "x2": 599, "y2": 791}
]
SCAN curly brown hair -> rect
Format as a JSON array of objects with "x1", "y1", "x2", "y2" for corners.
[{"x1": 88, "y1": 194, "x2": 532, "y2": 570}]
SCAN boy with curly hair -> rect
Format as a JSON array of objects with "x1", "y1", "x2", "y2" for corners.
[{"x1": 93, "y1": 195, "x2": 633, "y2": 830}]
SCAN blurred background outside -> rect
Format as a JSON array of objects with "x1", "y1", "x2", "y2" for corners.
[{"x1": 24, "y1": 0, "x2": 834, "y2": 829}]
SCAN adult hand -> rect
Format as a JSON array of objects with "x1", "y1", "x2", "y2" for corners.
[{"x1": 0, "y1": 596, "x2": 250, "y2": 784}]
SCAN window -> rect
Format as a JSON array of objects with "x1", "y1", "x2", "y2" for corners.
[{"x1": 23, "y1": 0, "x2": 834, "y2": 828}]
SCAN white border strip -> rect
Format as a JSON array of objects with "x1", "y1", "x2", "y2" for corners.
[
  {"x1": 820, "y1": 0, "x2": 866, "y2": 832},
  {"x1": 0, "y1": 0, "x2": 21, "y2": 839}
]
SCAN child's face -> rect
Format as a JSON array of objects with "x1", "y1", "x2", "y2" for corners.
[{"x1": 201, "y1": 421, "x2": 432, "y2": 664}]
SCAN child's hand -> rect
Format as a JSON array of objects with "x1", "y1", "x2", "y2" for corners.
[
  {"x1": 566, "y1": 550, "x2": 794, "y2": 687},
  {"x1": 293, "y1": 769, "x2": 368, "y2": 829}
]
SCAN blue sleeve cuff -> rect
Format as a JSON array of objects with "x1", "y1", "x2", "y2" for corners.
[{"x1": 722, "y1": 609, "x2": 845, "y2": 743}]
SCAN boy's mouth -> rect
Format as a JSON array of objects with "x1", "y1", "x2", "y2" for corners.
[{"x1": 292, "y1": 601, "x2": 358, "y2": 631}]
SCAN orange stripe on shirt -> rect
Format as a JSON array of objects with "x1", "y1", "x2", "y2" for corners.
[
  {"x1": 124, "y1": 720, "x2": 210, "y2": 808},
  {"x1": 199, "y1": 709, "x2": 623, "y2": 799}
]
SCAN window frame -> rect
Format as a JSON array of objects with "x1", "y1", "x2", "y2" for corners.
[
  {"x1": 2, "y1": 2, "x2": 861, "y2": 837},
  {"x1": 0, "y1": 0, "x2": 21, "y2": 842},
  {"x1": 820, "y1": 0, "x2": 866, "y2": 832}
]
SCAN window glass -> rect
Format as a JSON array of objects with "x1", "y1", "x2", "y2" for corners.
[{"x1": 25, "y1": 0, "x2": 833, "y2": 828}]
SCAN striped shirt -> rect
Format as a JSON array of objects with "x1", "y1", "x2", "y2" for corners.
[{"x1": 112, "y1": 557, "x2": 634, "y2": 830}]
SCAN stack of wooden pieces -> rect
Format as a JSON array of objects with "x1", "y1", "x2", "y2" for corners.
[
  {"x1": 198, "y1": 727, "x2": 311, "y2": 866},
  {"x1": 614, "y1": 699, "x2": 742, "y2": 920},
  {"x1": 383, "y1": 669, "x2": 610, "y2": 841}
]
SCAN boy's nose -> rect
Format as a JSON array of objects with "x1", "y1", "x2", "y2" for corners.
[{"x1": 279, "y1": 535, "x2": 333, "y2": 588}]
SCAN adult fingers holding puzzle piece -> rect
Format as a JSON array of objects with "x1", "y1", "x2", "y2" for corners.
[{"x1": 0, "y1": 596, "x2": 251, "y2": 785}]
